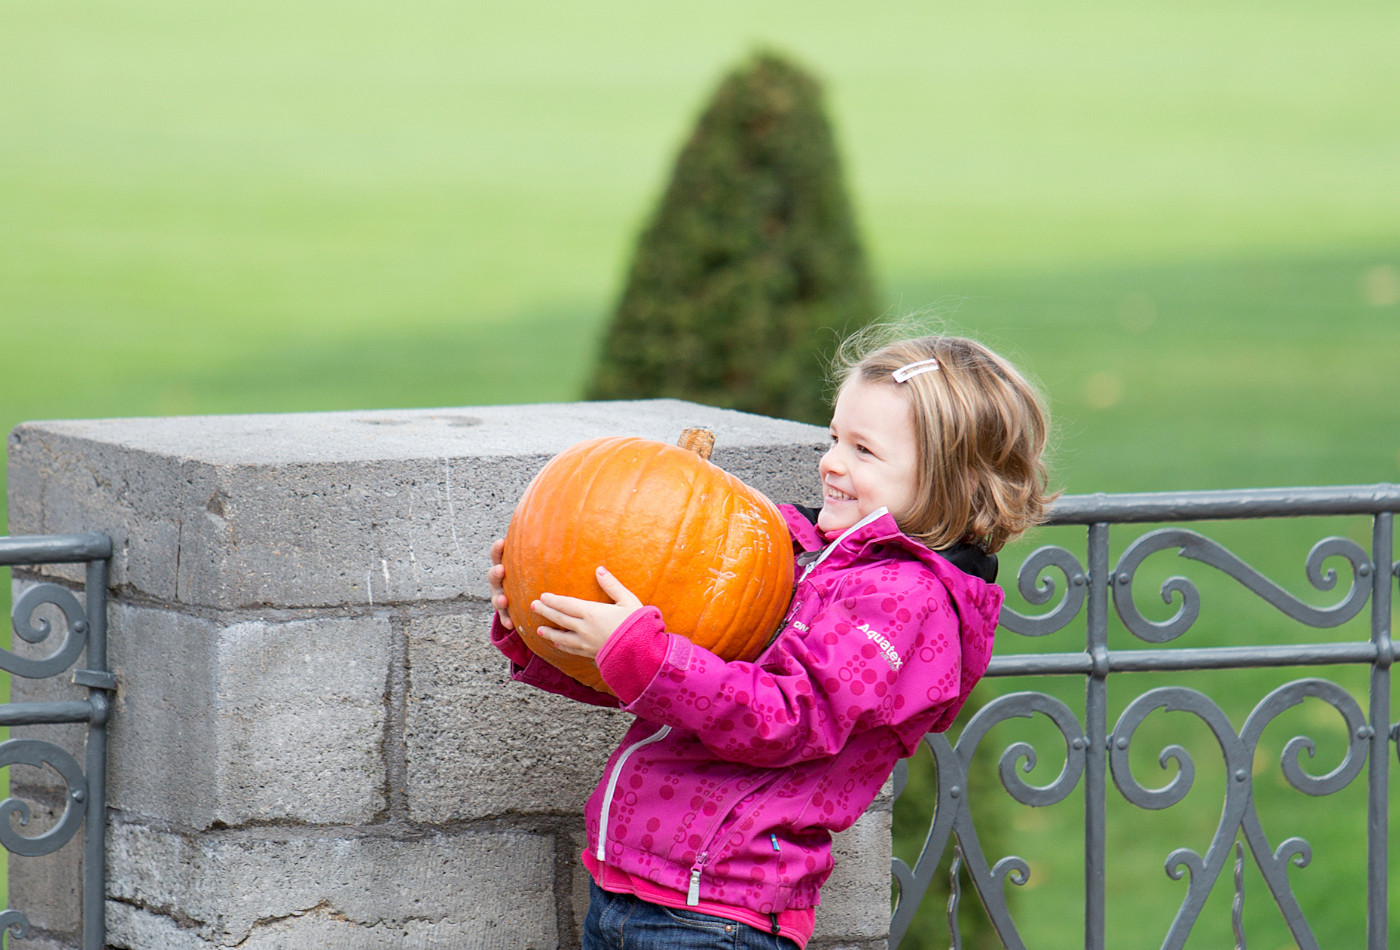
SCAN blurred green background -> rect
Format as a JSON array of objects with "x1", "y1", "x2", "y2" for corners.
[
  {"x1": 2, "y1": 0, "x2": 1398, "y2": 946},
  {"x1": 4, "y1": 0, "x2": 1397, "y2": 493}
]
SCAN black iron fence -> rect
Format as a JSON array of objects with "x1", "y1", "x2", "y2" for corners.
[
  {"x1": 1, "y1": 533, "x2": 113, "y2": 950},
  {"x1": 891, "y1": 485, "x2": 1398, "y2": 950}
]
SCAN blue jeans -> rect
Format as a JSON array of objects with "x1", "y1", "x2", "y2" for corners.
[{"x1": 581, "y1": 881, "x2": 800, "y2": 950}]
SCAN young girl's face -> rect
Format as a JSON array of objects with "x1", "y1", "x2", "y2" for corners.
[{"x1": 818, "y1": 378, "x2": 920, "y2": 537}]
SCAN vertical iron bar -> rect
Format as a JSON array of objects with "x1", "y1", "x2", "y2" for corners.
[
  {"x1": 947, "y1": 845, "x2": 964, "y2": 950},
  {"x1": 1231, "y1": 841, "x2": 1246, "y2": 950},
  {"x1": 1366, "y1": 512, "x2": 1391, "y2": 950},
  {"x1": 1084, "y1": 522, "x2": 1111, "y2": 950},
  {"x1": 81, "y1": 556, "x2": 109, "y2": 950}
]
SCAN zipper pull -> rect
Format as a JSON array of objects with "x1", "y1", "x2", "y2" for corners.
[
  {"x1": 770, "y1": 833, "x2": 781, "y2": 852},
  {"x1": 687, "y1": 852, "x2": 708, "y2": 905}
]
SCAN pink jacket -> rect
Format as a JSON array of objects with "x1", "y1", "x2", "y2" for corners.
[{"x1": 490, "y1": 504, "x2": 1001, "y2": 914}]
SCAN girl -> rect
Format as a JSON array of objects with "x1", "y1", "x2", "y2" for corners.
[{"x1": 487, "y1": 332, "x2": 1052, "y2": 949}]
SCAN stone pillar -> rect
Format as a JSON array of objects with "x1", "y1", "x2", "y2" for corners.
[{"x1": 7, "y1": 400, "x2": 891, "y2": 949}]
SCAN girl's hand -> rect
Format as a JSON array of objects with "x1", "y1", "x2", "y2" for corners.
[
  {"x1": 487, "y1": 538, "x2": 514, "y2": 630},
  {"x1": 533, "y1": 567, "x2": 643, "y2": 659}
]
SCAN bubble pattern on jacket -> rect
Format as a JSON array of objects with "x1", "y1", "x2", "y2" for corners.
[{"x1": 493, "y1": 505, "x2": 1000, "y2": 914}]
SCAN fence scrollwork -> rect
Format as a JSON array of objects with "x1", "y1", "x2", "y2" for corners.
[
  {"x1": 1112, "y1": 529, "x2": 1371, "y2": 642},
  {"x1": 891, "y1": 690, "x2": 1086, "y2": 950},
  {"x1": 0, "y1": 910, "x2": 30, "y2": 950},
  {"x1": 0, "y1": 738, "x2": 89, "y2": 857},
  {"x1": 890, "y1": 485, "x2": 1398, "y2": 950},
  {"x1": 5, "y1": 582, "x2": 91, "y2": 680},
  {"x1": 998, "y1": 545, "x2": 1087, "y2": 637}
]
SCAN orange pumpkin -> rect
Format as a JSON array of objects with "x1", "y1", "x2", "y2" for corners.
[{"x1": 502, "y1": 428, "x2": 794, "y2": 694}]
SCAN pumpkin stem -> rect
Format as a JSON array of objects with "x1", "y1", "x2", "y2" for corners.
[{"x1": 677, "y1": 427, "x2": 716, "y2": 460}]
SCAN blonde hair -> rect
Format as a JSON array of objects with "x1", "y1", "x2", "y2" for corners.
[{"x1": 830, "y1": 328, "x2": 1054, "y2": 554}]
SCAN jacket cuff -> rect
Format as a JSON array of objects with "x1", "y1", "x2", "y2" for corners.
[
  {"x1": 596, "y1": 606, "x2": 667, "y2": 704},
  {"x1": 489, "y1": 613, "x2": 533, "y2": 670}
]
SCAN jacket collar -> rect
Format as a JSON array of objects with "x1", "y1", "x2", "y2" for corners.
[{"x1": 783, "y1": 504, "x2": 999, "y2": 586}]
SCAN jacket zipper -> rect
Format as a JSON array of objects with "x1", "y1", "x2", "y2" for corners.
[
  {"x1": 682, "y1": 772, "x2": 791, "y2": 905},
  {"x1": 686, "y1": 851, "x2": 708, "y2": 905},
  {"x1": 808, "y1": 507, "x2": 887, "y2": 573},
  {"x1": 596, "y1": 725, "x2": 671, "y2": 861},
  {"x1": 763, "y1": 508, "x2": 888, "y2": 652}
]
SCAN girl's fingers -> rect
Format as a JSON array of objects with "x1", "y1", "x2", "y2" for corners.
[
  {"x1": 534, "y1": 593, "x2": 591, "y2": 617},
  {"x1": 487, "y1": 545, "x2": 514, "y2": 628},
  {"x1": 593, "y1": 567, "x2": 638, "y2": 606},
  {"x1": 538, "y1": 626, "x2": 587, "y2": 655},
  {"x1": 536, "y1": 572, "x2": 638, "y2": 615},
  {"x1": 532, "y1": 598, "x2": 580, "y2": 632}
]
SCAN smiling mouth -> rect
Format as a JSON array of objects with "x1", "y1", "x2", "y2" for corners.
[{"x1": 825, "y1": 486, "x2": 855, "y2": 502}]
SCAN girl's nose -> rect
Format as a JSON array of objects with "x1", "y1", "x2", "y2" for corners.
[{"x1": 819, "y1": 446, "x2": 842, "y2": 476}]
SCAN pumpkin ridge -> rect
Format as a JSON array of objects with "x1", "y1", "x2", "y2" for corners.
[
  {"x1": 576, "y1": 437, "x2": 638, "y2": 597},
  {"x1": 574, "y1": 436, "x2": 641, "y2": 593},
  {"x1": 544, "y1": 442, "x2": 593, "y2": 597},
  {"x1": 536, "y1": 446, "x2": 577, "y2": 590},
  {"x1": 692, "y1": 486, "x2": 742, "y2": 648},
  {"x1": 751, "y1": 498, "x2": 793, "y2": 655},
  {"x1": 616, "y1": 440, "x2": 683, "y2": 607},
  {"x1": 723, "y1": 494, "x2": 778, "y2": 658},
  {"x1": 693, "y1": 459, "x2": 748, "y2": 637},
  {"x1": 538, "y1": 439, "x2": 597, "y2": 567},
  {"x1": 636, "y1": 442, "x2": 711, "y2": 633}
]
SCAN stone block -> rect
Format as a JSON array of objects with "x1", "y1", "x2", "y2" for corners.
[
  {"x1": 8, "y1": 401, "x2": 825, "y2": 610},
  {"x1": 404, "y1": 606, "x2": 631, "y2": 822},
  {"x1": 106, "y1": 822, "x2": 558, "y2": 949},
  {"x1": 566, "y1": 825, "x2": 593, "y2": 943},
  {"x1": 815, "y1": 803, "x2": 893, "y2": 943},
  {"x1": 6, "y1": 430, "x2": 190, "y2": 601},
  {"x1": 105, "y1": 603, "x2": 390, "y2": 828},
  {"x1": 106, "y1": 904, "x2": 209, "y2": 950}
]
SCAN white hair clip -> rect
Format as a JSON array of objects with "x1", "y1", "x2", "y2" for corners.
[{"x1": 892, "y1": 357, "x2": 940, "y2": 383}]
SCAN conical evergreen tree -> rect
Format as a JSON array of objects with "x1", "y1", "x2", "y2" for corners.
[{"x1": 587, "y1": 51, "x2": 878, "y2": 424}]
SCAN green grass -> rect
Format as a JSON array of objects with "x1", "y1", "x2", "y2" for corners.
[{"x1": 2, "y1": 0, "x2": 1398, "y2": 941}]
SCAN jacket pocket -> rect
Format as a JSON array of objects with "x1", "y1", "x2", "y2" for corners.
[{"x1": 670, "y1": 767, "x2": 796, "y2": 905}]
